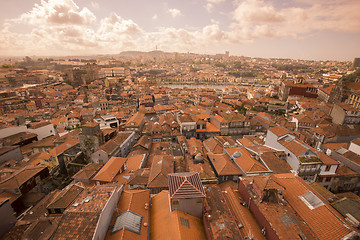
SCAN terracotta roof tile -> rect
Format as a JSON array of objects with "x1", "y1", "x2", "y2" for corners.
[
  {"x1": 72, "y1": 163, "x2": 102, "y2": 180},
  {"x1": 168, "y1": 172, "x2": 206, "y2": 199},
  {"x1": 147, "y1": 155, "x2": 174, "y2": 188},
  {"x1": 126, "y1": 154, "x2": 146, "y2": 171},
  {"x1": 207, "y1": 153, "x2": 242, "y2": 176},
  {"x1": 105, "y1": 189, "x2": 150, "y2": 240},
  {"x1": 92, "y1": 157, "x2": 127, "y2": 182},
  {"x1": 269, "y1": 126, "x2": 291, "y2": 137},
  {"x1": 51, "y1": 212, "x2": 99, "y2": 240},
  {"x1": 150, "y1": 190, "x2": 207, "y2": 240},
  {"x1": 276, "y1": 174, "x2": 354, "y2": 240},
  {"x1": 203, "y1": 185, "x2": 243, "y2": 239},
  {"x1": 47, "y1": 184, "x2": 84, "y2": 210}
]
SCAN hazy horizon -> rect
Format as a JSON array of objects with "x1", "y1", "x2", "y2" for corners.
[{"x1": 1, "y1": 0, "x2": 359, "y2": 61}]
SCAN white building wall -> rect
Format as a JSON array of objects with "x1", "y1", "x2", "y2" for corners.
[
  {"x1": 92, "y1": 185, "x2": 123, "y2": 240},
  {"x1": 0, "y1": 126, "x2": 27, "y2": 138},
  {"x1": 0, "y1": 124, "x2": 55, "y2": 140},
  {"x1": 28, "y1": 124, "x2": 56, "y2": 140},
  {"x1": 265, "y1": 131, "x2": 284, "y2": 150},
  {"x1": 319, "y1": 164, "x2": 338, "y2": 175},
  {"x1": 91, "y1": 150, "x2": 109, "y2": 164},
  {"x1": 349, "y1": 142, "x2": 360, "y2": 155},
  {"x1": 265, "y1": 130, "x2": 300, "y2": 171}
]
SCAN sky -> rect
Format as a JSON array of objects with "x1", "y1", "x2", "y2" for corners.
[{"x1": 0, "y1": 0, "x2": 360, "y2": 60}]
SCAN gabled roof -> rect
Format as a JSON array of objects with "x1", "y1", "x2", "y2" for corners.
[
  {"x1": 72, "y1": 163, "x2": 102, "y2": 180},
  {"x1": 269, "y1": 126, "x2": 290, "y2": 137},
  {"x1": 215, "y1": 136, "x2": 237, "y2": 147},
  {"x1": 92, "y1": 157, "x2": 127, "y2": 182},
  {"x1": 150, "y1": 190, "x2": 207, "y2": 240},
  {"x1": 207, "y1": 153, "x2": 242, "y2": 176},
  {"x1": 133, "y1": 135, "x2": 152, "y2": 150},
  {"x1": 127, "y1": 168, "x2": 150, "y2": 186},
  {"x1": 293, "y1": 114, "x2": 315, "y2": 123},
  {"x1": 253, "y1": 175, "x2": 285, "y2": 194},
  {"x1": 0, "y1": 165, "x2": 47, "y2": 190},
  {"x1": 52, "y1": 212, "x2": 99, "y2": 240},
  {"x1": 49, "y1": 138, "x2": 79, "y2": 157},
  {"x1": 113, "y1": 132, "x2": 132, "y2": 146},
  {"x1": 107, "y1": 189, "x2": 150, "y2": 240},
  {"x1": 98, "y1": 139, "x2": 119, "y2": 155},
  {"x1": 278, "y1": 138, "x2": 309, "y2": 156},
  {"x1": 203, "y1": 137, "x2": 223, "y2": 154},
  {"x1": 276, "y1": 174, "x2": 355, "y2": 240},
  {"x1": 47, "y1": 184, "x2": 84, "y2": 210},
  {"x1": 124, "y1": 112, "x2": 145, "y2": 128},
  {"x1": 234, "y1": 151, "x2": 270, "y2": 174},
  {"x1": 147, "y1": 155, "x2": 174, "y2": 188},
  {"x1": 237, "y1": 137, "x2": 254, "y2": 147},
  {"x1": 316, "y1": 150, "x2": 339, "y2": 165},
  {"x1": 168, "y1": 172, "x2": 206, "y2": 199},
  {"x1": 126, "y1": 154, "x2": 146, "y2": 171}
]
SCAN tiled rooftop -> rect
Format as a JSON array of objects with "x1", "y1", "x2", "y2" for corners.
[
  {"x1": 168, "y1": 172, "x2": 206, "y2": 199},
  {"x1": 150, "y1": 190, "x2": 206, "y2": 240},
  {"x1": 51, "y1": 212, "x2": 99, "y2": 240},
  {"x1": 203, "y1": 185, "x2": 243, "y2": 239},
  {"x1": 207, "y1": 153, "x2": 242, "y2": 176},
  {"x1": 47, "y1": 184, "x2": 84, "y2": 210},
  {"x1": 105, "y1": 189, "x2": 150, "y2": 240},
  {"x1": 92, "y1": 157, "x2": 127, "y2": 183}
]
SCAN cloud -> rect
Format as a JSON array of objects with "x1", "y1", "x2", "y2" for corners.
[
  {"x1": 233, "y1": 0, "x2": 284, "y2": 23},
  {"x1": 1, "y1": 0, "x2": 360, "y2": 56},
  {"x1": 91, "y1": 1, "x2": 100, "y2": 10},
  {"x1": 97, "y1": 12, "x2": 142, "y2": 42},
  {"x1": 19, "y1": 0, "x2": 96, "y2": 26},
  {"x1": 152, "y1": 14, "x2": 158, "y2": 20},
  {"x1": 205, "y1": 0, "x2": 225, "y2": 13},
  {"x1": 205, "y1": 3, "x2": 214, "y2": 13},
  {"x1": 231, "y1": 0, "x2": 360, "y2": 40},
  {"x1": 168, "y1": 8, "x2": 182, "y2": 18}
]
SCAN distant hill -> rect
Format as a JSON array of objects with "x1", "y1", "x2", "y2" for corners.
[{"x1": 118, "y1": 50, "x2": 172, "y2": 57}]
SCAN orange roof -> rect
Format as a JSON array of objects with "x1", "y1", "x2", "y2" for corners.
[
  {"x1": 278, "y1": 138, "x2": 308, "y2": 156},
  {"x1": 234, "y1": 151, "x2": 270, "y2": 174},
  {"x1": 92, "y1": 157, "x2": 127, "y2": 182},
  {"x1": 105, "y1": 189, "x2": 150, "y2": 240},
  {"x1": 213, "y1": 114, "x2": 227, "y2": 123},
  {"x1": 126, "y1": 155, "x2": 146, "y2": 171},
  {"x1": 207, "y1": 153, "x2": 242, "y2": 176},
  {"x1": 205, "y1": 122, "x2": 220, "y2": 133},
  {"x1": 203, "y1": 138, "x2": 223, "y2": 154},
  {"x1": 316, "y1": 150, "x2": 339, "y2": 165},
  {"x1": 124, "y1": 112, "x2": 145, "y2": 128},
  {"x1": 269, "y1": 126, "x2": 290, "y2": 137},
  {"x1": 49, "y1": 138, "x2": 79, "y2": 157},
  {"x1": 150, "y1": 190, "x2": 207, "y2": 240},
  {"x1": 352, "y1": 137, "x2": 360, "y2": 146},
  {"x1": 147, "y1": 155, "x2": 174, "y2": 188},
  {"x1": 222, "y1": 187, "x2": 266, "y2": 240},
  {"x1": 168, "y1": 172, "x2": 206, "y2": 199},
  {"x1": 237, "y1": 138, "x2": 254, "y2": 147},
  {"x1": 276, "y1": 174, "x2": 354, "y2": 240}
]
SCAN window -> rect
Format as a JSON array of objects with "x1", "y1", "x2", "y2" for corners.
[
  {"x1": 180, "y1": 217, "x2": 190, "y2": 228},
  {"x1": 325, "y1": 165, "x2": 331, "y2": 171},
  {"x1": 172, "y1": 199, "x2": 179, "y2": 206},
  {"x1": 325, "y1": 177, "x2": 332, "y2": 182}
]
